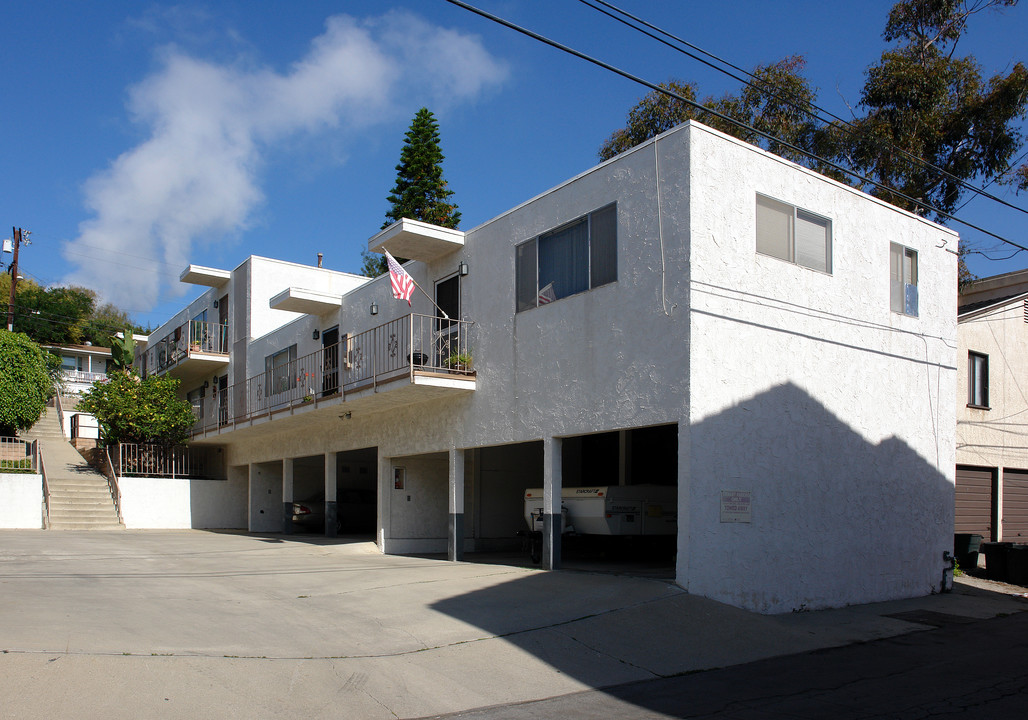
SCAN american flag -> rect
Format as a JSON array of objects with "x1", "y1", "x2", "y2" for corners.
[
  {"x1": 385, "y1": 250, "x2": 415, "y2": 306},
  {"x1": 538, "y1": 281, "x2": 556, "y2": 305}
]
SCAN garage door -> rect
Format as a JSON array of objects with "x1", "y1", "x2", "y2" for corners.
[
  {"x1": 955, "y1": 466, "x2": 993, "y2": 538},
  {"x1": 1002, "y1": 470, "x2": 1028, "y2": 542}
]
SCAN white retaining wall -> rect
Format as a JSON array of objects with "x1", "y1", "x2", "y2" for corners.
[
  {"x1": 0, "y1": 473, "x2": 43, "y2": 529},
  {"x1": 119, "y1": 475, "x2": 247, "y2": 529}
]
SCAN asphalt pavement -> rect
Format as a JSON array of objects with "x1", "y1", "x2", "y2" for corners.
[{"x1": 0, "y1": 530, "x2": 1024, "y2": 719}]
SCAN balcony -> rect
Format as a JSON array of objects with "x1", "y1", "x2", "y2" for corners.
[
  {"x1": 144, "y1": 320, "x2": 229, "y2": 388},
  {"x1": 190, "y1": 313, "x2": 475, "y2": 441}
]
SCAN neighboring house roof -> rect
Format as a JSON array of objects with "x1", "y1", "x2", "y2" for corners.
[
  {"x1": 958, "y1": 292, "x2": 1028, "y2": 319},
  {"x1": 42, "y1": 343, "x2": 112, "y2": 356}
]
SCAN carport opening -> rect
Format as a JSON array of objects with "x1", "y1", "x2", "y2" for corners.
[
  {"x1": 290, "y1": 448, "x2": 377, "y2": 537},
  {"x1": 467, "y1": 424, "x2": 678, "y2": 576}
]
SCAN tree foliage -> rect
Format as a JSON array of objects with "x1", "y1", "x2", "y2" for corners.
[
  {"x1": 599, "y1": 1, "x2": 1028, "y2": 283},
  {"x1": 599, "y1": 2, "x2": 1027, "y2": 209},
  {"x1": 599, "y1": 59, "x2": 828, "y2": 171},
  {"x1": 77, "y1": 371, "x2": 195, "y2": 447},
  {"x1": 362, "y1": 107, "x2": 461, "y2": 277},
  {"x1": 0, "y1": 273, "x2": 143, "y2": 348},
  {"x1": 0, "y1": 330, "x2": 61, "y2": 437},
  {"x1": 842, "y1": 0, "x2": 1028, "y2": 216}
]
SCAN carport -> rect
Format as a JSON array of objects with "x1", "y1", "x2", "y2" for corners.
[{"x1": 246, "y1": 448, "x2": 378, "y2": 536}]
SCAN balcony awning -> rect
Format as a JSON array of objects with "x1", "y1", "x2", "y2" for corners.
[
  {"x1": 367, "y1": 218, "x2": 464, "y2": 263},
  {"x1": 180, "y1": 265, "x2": 231, "y2": 287},
  {"x1": 269, "y1": 287, "x2": 343, "y2": 315}
]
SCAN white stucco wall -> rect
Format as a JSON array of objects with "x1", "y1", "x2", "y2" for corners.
[
  {"x1": 957, "y1": 299, "x2": 1028, "y2": 469},
  {"x1": 0, "y1": 474, "x2": 43, "y2": 528},
  {"x1": 119, "y1": 475, "x2": 247, "y2": 529},
  {"x1": 683, "y1": 124, "x2": 957, "y2": 612}
]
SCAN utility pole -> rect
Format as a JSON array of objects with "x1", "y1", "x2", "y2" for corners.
[{"x1": 6, "y1": 227, "x2": 29, "y2": 333}]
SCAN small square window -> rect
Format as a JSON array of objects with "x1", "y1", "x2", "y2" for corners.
[
  {"x1": 890, "y1": 243, "x2": 918, "y2": 316},
  {"x1": 968, "y1": 352, "x2": 989, "y2": 408}
]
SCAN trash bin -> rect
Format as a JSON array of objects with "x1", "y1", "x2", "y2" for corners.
[
  {"x1": 981, "y1": 542, "x2": 1013, "y2": 581},
  {"x1": 954, "y1": 533, "x2": 983, "y2": 571},
  {"x1": 1006, "y1": 545, "x2": 1028, "y2": 586}
]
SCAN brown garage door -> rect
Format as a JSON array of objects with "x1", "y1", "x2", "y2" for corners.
[
  {"x1": 955, "y1": 466, "x2": 993, "y2": 538},
  {"x1": 1002, "y1": 470, "x2": 1028, "y2": 542}
]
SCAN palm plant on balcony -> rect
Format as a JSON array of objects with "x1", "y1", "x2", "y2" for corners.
[{"x1": 445, "y1": 352, "x2": 472, "y2": 372}]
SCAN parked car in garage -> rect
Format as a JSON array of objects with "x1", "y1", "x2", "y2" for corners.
[{"x1": 292, "y1": 489, "x2": 376, "y2": 534}]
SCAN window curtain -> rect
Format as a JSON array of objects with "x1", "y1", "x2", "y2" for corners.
[{"x1": 539, "y1": 219, "x2": 589, "y2": 300}]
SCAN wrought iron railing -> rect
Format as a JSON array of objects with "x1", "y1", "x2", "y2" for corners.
[
  {"x1": 64, "y1": 369, "x2": 107, "y2": 384},
  {"x1": 191, "y1": 313, "x2": 473, "y2": 435},
  {"x1": 39, "y1": 443, "x2": 49, "y2": 529},
  {"x1": 111, "y1": 443, "x2": 222, "y2": 479},
  {"x1": 144, "y1": 320, "x2": 229, "y2": 376},
  {"x1": 0, "y1": 437, "x2": 37, "y2": 473},
  {"x1": 102, "y1": 445, "x2": 122, "y2": 524}
]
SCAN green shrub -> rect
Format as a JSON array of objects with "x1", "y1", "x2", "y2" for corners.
[
  {"x1": 0, "y1": 330, "x2": 59, "y2": 437},
  {"x1": 78, "y1": 371, "x2": 195, "y2": 447}
]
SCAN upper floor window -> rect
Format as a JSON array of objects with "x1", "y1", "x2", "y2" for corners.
[
  {"x1": 516, "y1": 204, "x2": 617, "y2": 312},
  {"x1": 265, "y1": 344, "x2": 297, "y2": 396},
  {"x1": 890, "y1": 243, "x2": 918, "y2": 317},
  {"x1": 968, "y1": 351, "x2": 989, "y2": 409},
  {"x1": 755, "y1": 194, "x2": 832, "y2": 274}
]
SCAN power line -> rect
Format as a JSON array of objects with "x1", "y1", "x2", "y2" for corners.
[
  {"x1": 578, "y1": 0, "x2": 1028, "y2": 219},
  {"x1": 444, "y1": 0, "x2": 1028, "y2": 254}
]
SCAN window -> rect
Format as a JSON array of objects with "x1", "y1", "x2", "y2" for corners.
[
  {"x1": 265, "y1": 344, "x2": 297, "y2": 396},
  {"x1": 755, "y1": 194, "x2": 832, "y2": 273},
  {"x1": 968, "y1": 352, "x2": 989, "y2": 408},
  {"x1": 890, "y1": 243, "x2": 918, "y2": 316},
  {"x1": 516, "y1": 204, "x2": 617, "y2": 312}
]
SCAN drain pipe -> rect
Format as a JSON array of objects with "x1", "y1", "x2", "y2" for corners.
[{"x1": 942, "y1": 550, "x2": 955, "y2": 593}]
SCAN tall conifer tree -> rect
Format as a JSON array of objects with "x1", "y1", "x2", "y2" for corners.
[{"x1": 362, "y1": 108, "x2": 460, "y2": 277}]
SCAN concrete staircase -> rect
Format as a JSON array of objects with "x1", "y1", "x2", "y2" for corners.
[{"x1": 19, "y1": 408, "x2": 123, "y2": 530}]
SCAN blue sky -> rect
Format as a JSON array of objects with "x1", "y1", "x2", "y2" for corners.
[{"x1": 2, "y1": 1, "x2": 1026, "y2": 328}]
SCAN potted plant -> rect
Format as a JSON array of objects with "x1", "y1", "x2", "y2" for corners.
[{"x1": 445, "y1": 352, "x2": 472, "y2": 371}]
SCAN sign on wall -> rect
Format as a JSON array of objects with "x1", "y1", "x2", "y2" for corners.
[{"x1": 720, "y1": 490, "x2": 752, "y2": 523}]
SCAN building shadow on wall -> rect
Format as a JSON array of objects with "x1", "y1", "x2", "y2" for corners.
[{"x1": 429, "y1": 382, "x2": 956, "y2": 717}]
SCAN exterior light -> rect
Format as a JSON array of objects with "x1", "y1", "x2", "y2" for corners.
[
  {"x1": 312, "y1": 329, "x2": 320, "y2": 340},
  {"x1": 370, "y1": 302, "x2": 379, "y2": 316},
  {"x1": 458, "y1": 261, "x2": 469, "y2": 276}
]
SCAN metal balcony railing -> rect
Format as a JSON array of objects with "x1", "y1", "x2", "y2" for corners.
[
  {"x1": 144, "y1": 320, "x2": 229, "y2": 376},
  {"x1": 190, "y1": 313, "x2": 473, "y2": 435}
]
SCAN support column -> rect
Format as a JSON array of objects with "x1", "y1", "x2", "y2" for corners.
[
  {"x1": 448, "y1": 448, "x2": 465, "y2": 562},
  {"x1": 542, "y1": 436, "x2": 563, "y2": 571},
  {"x1": 282, "y1": 457, "x2": 294, "y2": 534},
  {"x1": 325, "y1": 452, "x2": 338, "y2": 537}
]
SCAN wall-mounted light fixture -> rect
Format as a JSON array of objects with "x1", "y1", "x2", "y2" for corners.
[
  {"x1": 213, "y1": 299, "x2": 219, "y2": 308},
  {"x1": 203, "y1": 381, "x2": 209, "y2": 390},
  {"x1": 458, "y1": 261, "x2": 469, "y2": 277},
  {"x1": 370, "y1": 302, "x2": 379, "y2": 316},
  {"x1": 312, "y1": 329, "x2": 320, "y2": 341}
]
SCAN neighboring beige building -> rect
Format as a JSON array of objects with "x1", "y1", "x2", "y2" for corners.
[{"x1": 956, "y1": 269, "x2": 1028, "y2": 542}]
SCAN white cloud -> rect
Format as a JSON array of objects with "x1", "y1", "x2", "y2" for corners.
[{"x1": 63, "y1": 12, "x2": 508, "y2": 310}]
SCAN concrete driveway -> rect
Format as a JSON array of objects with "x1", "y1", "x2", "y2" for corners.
[{"x1": 1, "y1": 531, "x2": 1024, "y2": 719}]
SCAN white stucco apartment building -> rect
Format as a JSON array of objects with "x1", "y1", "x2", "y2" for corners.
[{"x1": 135, "y1": 121, "x2": 958, "y2": 614}]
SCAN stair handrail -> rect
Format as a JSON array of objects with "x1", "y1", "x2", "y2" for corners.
[
  {"x1": 102, "y1": 445, "x2": 123, "y2": 525},
  {"x1": 54, "y1": 388, "x2": 66, "y2": 439},
  {"x1": 38, "y1": 441, "x2": 50, "y2": 530}
]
